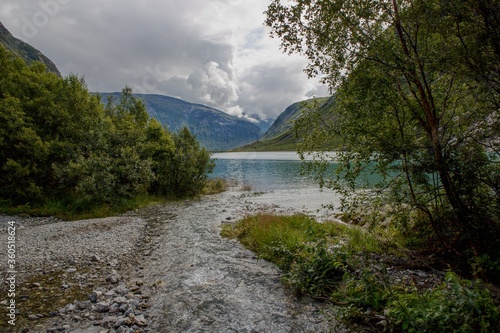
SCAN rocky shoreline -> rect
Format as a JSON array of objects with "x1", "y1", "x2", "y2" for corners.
[
  {"x1": 0, "y1": 191, "x2": 449, "y2": 333},
  {"x1": 0, "y1": 210, "x2": 160, "y2": 333}
]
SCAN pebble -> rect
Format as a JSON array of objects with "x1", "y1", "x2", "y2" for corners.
[
  {"x1": 96, "y1": 301, "x2": 111, "y2": 313},
  {"x1": 106, "y1": 274, "x2": 120, "y2": 284},
  {"x1": 0, "y1": 212, "x2": 146, "y2": 314}
]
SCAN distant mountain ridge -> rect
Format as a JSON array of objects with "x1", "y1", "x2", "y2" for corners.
[
  {"x1": 0, "y1": 21, "x2": 264, "y2": 151},
  {"x1": 99, "y1": 93, "x2": 263, "y2": 151},
  {"x1": 0, "y1": 21, "x2": 61, "y2": 76},
  {"x1": 236, "y1": 96, "x2": 335, "y2": 151}
]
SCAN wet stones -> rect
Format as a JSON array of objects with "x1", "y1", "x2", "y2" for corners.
[{"x1": 54, "y1": 281, "x2": 150, "y2": 332}]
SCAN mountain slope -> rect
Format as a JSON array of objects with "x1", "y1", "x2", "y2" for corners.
[
  {"x1": 0, "y1": 21, "x2": 61, "y2": 76},
  {"x1": 99, "y1": 93, "x2": 262, "y2": 151},
  {"x1": 236, "y1": 96, "x2": 335, "y2": 151}
]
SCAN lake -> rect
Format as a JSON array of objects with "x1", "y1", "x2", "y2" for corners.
[
  {"x1": 210, "y1": 151, "x2": 341, "y2": 220},
  {"x1": 211, "y1": 152, "x2": 323, "y2": 191}
]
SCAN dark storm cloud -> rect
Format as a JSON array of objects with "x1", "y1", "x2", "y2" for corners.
[{"x1": 0, "y1": 0, "x2": 327, "y2": 119}]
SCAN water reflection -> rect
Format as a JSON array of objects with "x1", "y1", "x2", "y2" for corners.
[{"x1": 211, "y1": 152, "x2": 327, "y2": 192}]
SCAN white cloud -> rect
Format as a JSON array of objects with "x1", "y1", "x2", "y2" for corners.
[{"x1": 0, "y1": 0, "x2": 329, "y2": 119}]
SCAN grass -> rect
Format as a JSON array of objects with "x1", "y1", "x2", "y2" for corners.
[
  {"x1": 221, "y1": 214, "x2": 402, "y2": 258},
  {"x1": 0, "y1": 269, "x2": 95, "y2": 330},
  {"x1": 0, "y1": 194, "x2": 172, "y2": 221},
  {"x1": 0, "y1": 178, "x2": 227, "y2": 221},
  {"x1": 221, "y1": 214, "x2": 500, "y2": 332},
  {"x1": 0, "y1": 178, "x2": 230, "y2": 221},
  {"x1": 202, "y1": 178, "x2": 228, "y2": 195}
]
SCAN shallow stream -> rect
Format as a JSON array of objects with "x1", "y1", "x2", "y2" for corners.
[{"x1": 137, "y1": 191, "x2": 344, "y2": 332}]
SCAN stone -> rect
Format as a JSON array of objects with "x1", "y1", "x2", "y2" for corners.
[
  {"x1": 129, "y1": 314, "x2": 148, "y2": 327},
  {"x1": 133, "y1": 314, "x2": 148, "y2": 327},
  {"x1": 118, "y1": 303, "x2": 128, "y2": 313},
  {"x1": 115, "y1": 284, "x2": 130, "y2": 295},
  {"x1": 89, "y1": 290, "x2": 103, "y2": 303},
  {"x1": 132, "y1": 279, "x2": 144, "y2": 286},
  {"x1": 114, "y1": 317, "x2": 132, "y2": 328},
  {"x1": 113, "y1": 296, "x2": 128, "y2": 304},
  {"x1": 417, "y1": 272, "x2": 428, "y2": 278},
  {"x1": 77, "y1": 300, "x2": 91, "y2": 310},
  {"x1": 66, "y1": 267, "x2": 77, "y2": 273},
  {"x1": 106, "y1": 274, "x2": 120, "y2": 284},
  {"x1": 100, "y1": 315, "x2": 119, "y2": 327},
  {"x1": 96, "y1": 301, "x2": 111, "y2": 313},
  {"x1": 91, "y1": 254, "x2": 101, "y2": 262},
  {"x1": 108, "y1": 303, "x2": 120, "y2": 314},
  {"x1": 66, "y1": 303, "x2": 76, "y2": 312},
  {"x1": 129, "y1": 285, "x2": 140, "y2": 292},
  {"x1": 116, "y1": 327, "x2": 134, "y2": 333},
  {"x1": 123, "y1": 308, "x2": 134, "y2": 317}
]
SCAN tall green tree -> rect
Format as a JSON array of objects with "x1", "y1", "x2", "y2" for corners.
[
  {"x1": 266, "y1": 0, "x2": 499, "y2": 265},
  {"x1": 168, "y1": 126, "x2": 214, "y2": 197},
  {"x1": 0, "y1": 45, "x2": 105, "y2": 204},
  {"x1": 1, "y1": 45, "x2": 214, "y2": 213}
]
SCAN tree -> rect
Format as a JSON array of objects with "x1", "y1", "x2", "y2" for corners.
[
  {"x1": 144, "y1": 118, "x2": 176, "y2": 196},
  {"x1": 266, "y1": 0, "x2": 499, "y2": 267},
  {"x1": 1, "y1": 45, "x2": 214, "y2": 214},
  {"x1": 168, "y1": 126, "x2": 214, "y2": 197},
  {"x1": 0, "y1": 45, "x2": 105, "y2": 204}
]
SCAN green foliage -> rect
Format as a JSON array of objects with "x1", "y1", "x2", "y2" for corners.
[
  {"x1": 0, "y1": 45, "x2": 213, "y2": 216},
  {"x1": 224, "y1": 214, "x2": 499, "y2": 331},
  {"x1": 168, "y1": 126, "x2": 215, "y2": 197},
  {"x1": 266, "y1": 0, "x2": 500, "y2": 275},
  {"x1": 282, "y1": 239, "x2": 347, "y2": 298},
  {"x1": 387, "y1": 272, "x2": 500, "y2": 333},
  {"x1": 202, "y1": 178, "x2": 227, "y2": 195},
  {"x1": 335, "y1": 269, "x2": 391, "y2": 314},
  {"x1": 221, "y1": 214, "x2": 399, "y2": 298}
]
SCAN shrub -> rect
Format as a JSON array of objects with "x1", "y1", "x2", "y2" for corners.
[{"x1": 387, "y1": 272, "x2": 499, "y2": 333}]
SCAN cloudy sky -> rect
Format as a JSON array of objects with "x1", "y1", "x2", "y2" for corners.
[{"x1": 0, "y1": 0, "x2": 329, "y2": 120}]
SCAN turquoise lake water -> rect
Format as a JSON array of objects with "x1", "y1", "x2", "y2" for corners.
[
  {"x1": 210, "y1": 152, "x2": 341, "y2": 220},
  {"x1": 210, "y1": 152, "x2": 325, "y2": 191}
]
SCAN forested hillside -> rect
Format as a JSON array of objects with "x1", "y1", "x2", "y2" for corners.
[
  {"x1": 0, "y1": 21, "x2": 61, "y2": 76},
  {"x1": 0, "y1": 45, "x2": 213, "y2": 217},
  {"x1": 236, "y1": 97, "x2": 339, "y2": 151}
]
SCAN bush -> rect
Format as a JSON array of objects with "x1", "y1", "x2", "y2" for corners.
[
  {"x1": 282, "y1": 239, "x2": 347, "y2": 298},
  {"x1": 387, "y1": 272, "x2": 499, "y2": 333},
  {"x1": 223, "y1": 214, "x2": 500, "y2": 332}
]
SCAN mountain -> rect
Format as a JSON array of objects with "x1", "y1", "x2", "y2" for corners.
[
  {"x1": 236, "y1": 96, "x2": 336, "y2": 151},
  {"x1": 244, "y1": 113, "x2": 275, "y2": 134},
  {"x1": 98, "y1": 93, "x2": 262, "y2": 151},
  {"x1": 0, "y1": 21, "x2": 61, "y2": 76}
]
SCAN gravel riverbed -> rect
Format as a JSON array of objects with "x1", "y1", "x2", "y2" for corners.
[
  {"x1": 1, "y1": 190, "x2": 446, "y2": 333},
  {"x1": 0, "y1": 191, "x2": 349, "y2": 333}
]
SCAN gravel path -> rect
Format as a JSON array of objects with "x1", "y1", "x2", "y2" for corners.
[{"x1": 0, "y1": 191, "x2": 345, "y2": 333}]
